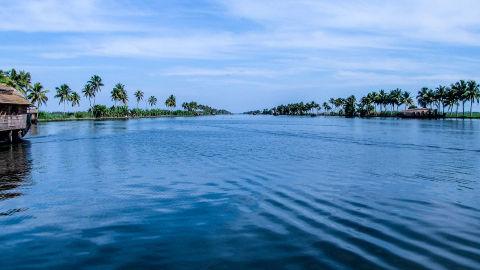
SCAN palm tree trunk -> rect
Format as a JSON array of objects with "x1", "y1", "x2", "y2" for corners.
[{"x1": 470, "y1": 99, "x2": 474, "y2": 117}]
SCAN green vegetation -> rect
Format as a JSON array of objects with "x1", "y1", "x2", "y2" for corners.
[
  {"x1": 247, "y1": 80, "x2": 480, "y2": 119},
  {"x1": 1, "y1": 68, "x2": 230, "y2": 121}
]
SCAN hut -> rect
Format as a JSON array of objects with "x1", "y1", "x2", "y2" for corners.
[{"x1": 0, "y1": 84, "x2": 33, "y2": 143}]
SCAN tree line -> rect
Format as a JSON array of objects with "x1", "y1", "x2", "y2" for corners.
[
  {"x1": 246, "y1": 80, "x2": 480, "y2": 118},
  {"x1": 1, "y1": 69, "x2": 230, "y2": 118}
]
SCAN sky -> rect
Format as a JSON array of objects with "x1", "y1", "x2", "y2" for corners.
[{"x1": 1, "y1": 0, "x2": 480, "y2": 112}]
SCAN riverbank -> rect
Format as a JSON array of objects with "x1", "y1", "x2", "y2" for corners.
[
  {"x1": 38, "y1": 106, "x2": 231, "y2": 122},
  {"x1": 246, "y1": 111, "x2": 480, "y2": 119}
]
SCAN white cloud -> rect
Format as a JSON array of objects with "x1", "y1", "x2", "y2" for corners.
[{"x1": 0, "y1": 0, "x2": 144, "y2": 32}]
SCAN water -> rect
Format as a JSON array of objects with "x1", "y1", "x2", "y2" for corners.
[{"x1": 1, "y1": 115, "x2": 479, "y2": 270}]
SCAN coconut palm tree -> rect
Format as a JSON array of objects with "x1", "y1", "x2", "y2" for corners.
[
  {"x1": 389, "y1": 88, "x2": 402, "y2": 111},
  {"x1": 434, "y1": 85, "x2": 448, "y2": 114},
  {"x1": 165, "y1": 94, "x2": 176, "y2": 110},
  {"x1": 451, "y1": 80, "x2": 468, "y2": 117},
  {"x1": 70, "y1": 92, "x2": 81, "y2": 108},
  {"x1": 88, "y1": 75, "x2": 103, "y2": 105},
  {"x1": 401, "y1": 91, "x2": 413, "y2": 110},
  {"x1": 465, "y1": 80, "x2": 480, "y2": 117},
  {"x1": 5, "y1": 69, "x2": 32, "y2": 96},
  {"x1": 55, "y1": 84, "x2": 72, "y2": 115},
  {"x1": 148, "y1": 96, "x2": 157, "y2": 107},
  {"x1": 134, "y1": 90, "x2": 144, "y2": 109},
  {"x1": 322, "y1": 102, "x2": 331, "y2": 115},
  {"x1": 378, "y1": 90, "x2": 388, "y2": 112},
  {"x1": 82, "y1": 83, "x2": 95, "y2": 109},
  {"x1": 27, "y1": 82, "x2": 49, "y2": 110},
  {"x1": 111, "y1": 83, "x2": 127, "y2": 106},
  {"x1": 417, "y1": 87, "x2": 435, "y2": 109}
]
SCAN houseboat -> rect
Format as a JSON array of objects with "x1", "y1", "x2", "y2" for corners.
[
  {"x1": 400, "y1": 108, "x2": 445, "y2": 119},
  {"x1": 0, "y1": 84, "x2": 34, "y2": 143}
]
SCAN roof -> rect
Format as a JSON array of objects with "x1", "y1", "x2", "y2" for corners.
[
  {"x1": 0, "y1": 84, "x2": 30, "y2": 105},
  {"x1": 403, "y1": 108, "x2": 431, "y2": 112}
]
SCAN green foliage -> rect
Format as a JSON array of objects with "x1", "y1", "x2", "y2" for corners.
[
  {"x1": 91, "y1": 105, "x2": 108, "y2": 118},
  {"x1": 343, "y1": 95, "x2": 356, "y2": 117}
]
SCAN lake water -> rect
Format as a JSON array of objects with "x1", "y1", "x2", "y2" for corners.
[{"x1": 1, "y1": 116, "x2": 479, "y2": 269}]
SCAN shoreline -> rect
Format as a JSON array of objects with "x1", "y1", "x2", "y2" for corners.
[{"x1": 37, "y1": 114, "x2": 227, "y2": 122}]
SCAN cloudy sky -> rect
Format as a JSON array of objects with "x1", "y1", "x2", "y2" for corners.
[{"x1": 1, "y1": 0, "x2": 480, "y2": 112}]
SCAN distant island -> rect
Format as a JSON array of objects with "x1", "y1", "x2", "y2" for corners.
[
  {"x1": 0, "y1": 68, "x2": 231, "y2": 122},
  {"x1": 245, "y1": 80, "x2": 480, "y2": 119}
]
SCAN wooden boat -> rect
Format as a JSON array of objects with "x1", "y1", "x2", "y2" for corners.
[{"x1": 0, "y1": 84, "x2": 35, "y2": 143}]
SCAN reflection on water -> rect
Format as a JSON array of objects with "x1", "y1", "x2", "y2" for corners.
[
  {"x1": 0, "y1": 142, "x2": 31, "y2": 215},
  {"x1": 0, "y1": 142, "x2": 31, "y2": 199},
  {"x1": 0, "y1": 116, "x2": 479, "y2": 269}
]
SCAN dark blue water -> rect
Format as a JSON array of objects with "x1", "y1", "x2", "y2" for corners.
[{"x1": 1, "y1": 116, "x2": 479, "y2": 269}]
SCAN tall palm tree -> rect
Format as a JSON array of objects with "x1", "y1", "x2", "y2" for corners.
[
  {"x1": 148, "y1": 96, "x2": 157, "y2": 107},
  {"x1": 401, "y1": 91, "x2": 413, "y2": 110},
  {"x1": 82, "y1": 83, "x2": 95, "y2": 109},
  {"x1": 111, "y1": 83, "x2": 127, "y2": 106},
  {"x1": 417, "y1": 87, "x2": 434, "y2": 109},
  {"x1": 435, "y1": 85, "x2": 447, "y2": 114},
  {"x1": 55, "y1": 84, "x2": 72, "y2": 115},
  {"x1": 451, "y1": 80, "x2": 468, "y2": 117},
  {"x1": 27, "y1": 82, "x2": 49, "y2": 110},
  {"x1": 165, "y1": 94, "x2": 176, "y2": 110},
  {"x1": 134, "y1": 90, "x2": 144, "y2": 109},
  {"x1": 70, "y1": 92, "x2": 81, "y2": 108},
  {"x1": 378, "y1": 90, "x2": 388, "y2": 112},
  {"x1": 88, "y1": 75, "x2": 103, "y2": 105},
  {"x1": 465, "y1": 80, "x2": 480, "y2": 117},
  {"x1": 390, "y1": 88, "x2": 402, "y2": 111}
]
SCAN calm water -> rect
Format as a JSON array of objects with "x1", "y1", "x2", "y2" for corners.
[{"x1": 1, "y1": 116, "x2": 479, "y2": 269}]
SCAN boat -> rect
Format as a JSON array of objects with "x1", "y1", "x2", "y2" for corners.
[{"x1": 0, "y1": 84, "x2": 36, "y2": 143}]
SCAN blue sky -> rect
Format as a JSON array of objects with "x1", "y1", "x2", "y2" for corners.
[{"x1": 1, "y1": 0, "x2": 480, "y2": 112}]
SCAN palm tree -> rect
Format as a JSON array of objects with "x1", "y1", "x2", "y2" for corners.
[
  {"x1": 165, "y1": 94, "x2": 176, "y2": 110},
  {"x1": 451, "y1": 80, "x2": 469, "y2": 117},
  {"x1": 111, "y1": 83, "x2": 127, "y2": 106},
  {"x1": 70, "y1": 92, "x2": 81, "y2": 108},
  {"x1": 82, "y1": 83, "x2": 95, "y2": 109},
  {"x1": 148, "y1": 96, "x2": 157, "y2": 107},
  {"x1": 465, "y1": 80, "x2": 480, "y2": 117},
  {"x1": 5, "y1": 69, "x2": 32, "y2": 96},
  {"x1": 134, "y1": 90, "x2": 144, "y2": 109},
  {"x1": 55, "y1": 84, "x2": 72, "y2": 115},
  {"x1": 88, "y1": 75, "x2": 103, "y2": 105},
  {"x1": 401, "y1": 91, "x2": 413, "y2": 110},
  {"x1": 378, "y1": 90, "x2": 388, "y2": 112},
  {"x1": 27, "y1": 82, "x2": 49, "y2": 110},
  {"x1": 389, "y1": 88, "x2": 402, "y2": 111},
  {"x1": 435, "y1": 85, "x2": 448, "y2": 114},
  {"x1": 322, "y1": 102, "x2": 331, "y2": 115}
]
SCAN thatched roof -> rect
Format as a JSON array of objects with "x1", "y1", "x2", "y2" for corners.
[{"x1": 0, "y1": 84, "x2": 30, "y2": 106}]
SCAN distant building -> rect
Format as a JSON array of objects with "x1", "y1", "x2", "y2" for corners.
[{"x1": 0, "y1": 84, "x2": 33, "y2": 142}]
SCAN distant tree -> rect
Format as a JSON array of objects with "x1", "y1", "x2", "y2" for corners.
[
  {"x1": 465, "y1": 80, "x2": 480, "y2": 117},
  {"x1": 451, "y1": 80, "x2": 468, "y2": 117},
  {"x1": 111, "y1": 83, "x2": 127, "y2": 106},
  {"x1": 88, "y1": 75, "x2": 103, "y2": 105},
  {"x1": 343, "y1": 95, "x2": 356, "y2": 117},
  {"x1": 70, "y1": 92, "x2": 81, "y2": 108},
  {"x1": 27, "y1": 82, "x2": 49, "y2": 110},
  {"x1": 148, "y1": 96, "x2": 157, "y2": 107},
  {"x1": 54, "y1": 84, "x2": 72, "y2": 115},
  {"x1": 165, "y1": 94, "x2": 176, "y2": 110},
  {"x1": 134, "y1": 90, "x2": 144, "y2": 109},
  {"x1": 82, "y1": 83, "x2": 95, "y2": 109}
]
